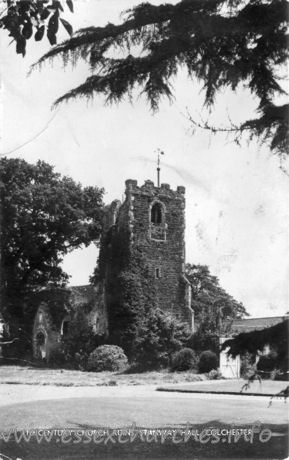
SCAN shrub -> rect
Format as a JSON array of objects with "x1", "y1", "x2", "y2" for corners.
[
  {"x1": 207, "y1": 369, "x2": 222, "y2": 380},
  {"x1": 2, "y1": 322, "x2": 31, "y2": 362},
  {"x1": 257, "y1": 351, "x2": 278, "y2": 375},
  {"x1": 61, "y1": 311, "x2": 101, "y2": 370},
  {"x1": 198, "y1": 350, "x2": 218, "y2": 373},
  {"x1": 171, "y1": 348, "x2": 198, "y2": 371},
  {"x1": 87, "y1": 345, "x2": 128, "y2": 372},
  {"x1": 188, "y1": 331, "x2": 219, "y2": 355},
  {"x1": 240, "y1": 352, "x2": 256, "y2": 378},
  {"x1": 131, "y1": 309, "x2": 191, "y2": 370}
]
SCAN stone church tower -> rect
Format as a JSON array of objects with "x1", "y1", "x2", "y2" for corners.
[
  {"x1": 101, "y1": 179, "x2": 193, "y2": 328},
  {"x1": 31, "y1": 178, "x2": 193, "y2": 363}
]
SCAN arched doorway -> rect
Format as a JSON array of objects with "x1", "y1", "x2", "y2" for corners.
[{"x1": 33, "y1": 304, "x2": 63, "y2": 364}]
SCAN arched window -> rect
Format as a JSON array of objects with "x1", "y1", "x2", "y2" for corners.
[
  {"x1": 151, "y1": 202, "x2": 163, "y2": 225},
  {"x1": 150, "y1": 201, "x2": 166, "y2": 241}
]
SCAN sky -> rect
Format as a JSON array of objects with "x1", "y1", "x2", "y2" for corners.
[{"x1": 1, "y1": 0, "x2": 288, "y2": 318}]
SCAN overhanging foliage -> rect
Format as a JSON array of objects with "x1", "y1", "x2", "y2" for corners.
[
  {"x1": 222, "y1": 319, "x2": 289, "y2": 372},
  {"x1": 33, "y1": 0, "x2": 289, "y2": 156},
  {"x1": 0, "y1": 0, "x2": 74, "y2": 55}
]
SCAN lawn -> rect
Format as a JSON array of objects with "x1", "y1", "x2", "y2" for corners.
[
  {"x1": 0, "y1": 365, "x2": 208, "y2": 386},
  {"x1": 0, "y1": 392, "x2": 287, "y2": 459},
  {"x1": 157, "y1": 379, "x2": 288, "y2": 396},
  {"x1": 1, "y1": 366, "x2": 287, "y2": 396},
  {"x1": 0, "y1": 367, "x2": 287, "y2": 459}
]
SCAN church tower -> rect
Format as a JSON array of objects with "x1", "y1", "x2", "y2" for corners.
[{"x1": 100, "y1": 179, "x2": 193, "y2": 329}]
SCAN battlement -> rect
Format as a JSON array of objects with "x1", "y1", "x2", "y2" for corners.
[
  {"x1": 103, "y1": 179, "x2": 186, "y2": 234},
  {"x1": 125, "y1": 179, "x2": 185, "y2": 198}
]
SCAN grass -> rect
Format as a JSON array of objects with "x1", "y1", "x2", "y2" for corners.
[
  {"x1": 157, "y1": 379, "x2": 288, "y2": 396},
  {"x1": 0, "y1": 393, "x2": 288, "y2": 458},
  {"x1": 0, "y1": 365, "x2": 208, "y2": 387}
]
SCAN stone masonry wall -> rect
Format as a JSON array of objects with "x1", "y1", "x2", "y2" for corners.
[{"x1": 111, "y1": 179, "x2": 192, "y2": 326}]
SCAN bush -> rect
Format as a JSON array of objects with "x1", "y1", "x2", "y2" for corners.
[
  {"x1": 61, "y1": 311, "x2": 101, "y2": 370},
  {"x1": 198, "y1": 350, "x2": 218, "y2": 373},
  {"x1": 207, "y1": 369, "x2": 223, "y2": 380},
  {"x1": 188, "y1": 331, "x2": 219, "y2": 355},
  {"x1": 240, "y1": 352, "x2": 256, "y2": 378},
  {"x1": 257, "y1": 351, "x2": 278, "y2": 377},
  {"x1": 171, "y1": 348, "x2": 198, "y2": 371},
  {"x1": 2, "y1": 322, "x2": 31, "y2": 362},
  {"x1": 131, "y1": 309, "x2": 191, "y2": 371},
  {"x1": 87, "y1": 345, "x2": 128, "y2": 372}
]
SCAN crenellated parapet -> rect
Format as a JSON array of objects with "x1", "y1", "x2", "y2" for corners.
[{"x1": 125, "y1": 179, "x2": 186, "y2": 200}]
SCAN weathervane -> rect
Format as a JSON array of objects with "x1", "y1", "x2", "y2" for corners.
[{"x1": 156, "y1": 148, "x2": 164, "y2": 187}]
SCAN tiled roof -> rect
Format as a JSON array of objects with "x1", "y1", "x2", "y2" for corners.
[{"x1": 231, "y1": 316, "x2": 288, "y2": 334}]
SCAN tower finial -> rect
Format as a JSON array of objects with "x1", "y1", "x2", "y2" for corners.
[{"x1": 156, "y1": 149, "x2": 164, "y2": 187}]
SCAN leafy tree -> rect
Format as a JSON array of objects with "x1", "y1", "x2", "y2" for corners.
[
  {"x1": 34, "y1": 0, "x2": 289, "y2": 156},
  {"x1": 61, "y1": 310, "x2": 102, "y2": 370},
  {"x1": 186, "y1": 264, "x2": 248, "y2": 353},
  {"x1": 186, "y1": 263, "x2": 248, "y2": 328},
  {"x1": 0, "y1": 0, "x2": 74, "y2": 56},
  {"x1": 0, "y1": 157, "x2": 104, "y2": 322},
  {"x1": 132, "y1": 308, "x2": 191, "y2": 370}
]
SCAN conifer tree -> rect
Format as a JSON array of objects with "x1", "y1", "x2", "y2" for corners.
[{"x1": 34, "y1": 0, "x2": 288, "y2": 156}]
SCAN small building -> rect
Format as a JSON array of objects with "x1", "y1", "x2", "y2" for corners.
[{"x1": 219, "y1": 315, "x2": 288, "y2": 378}]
